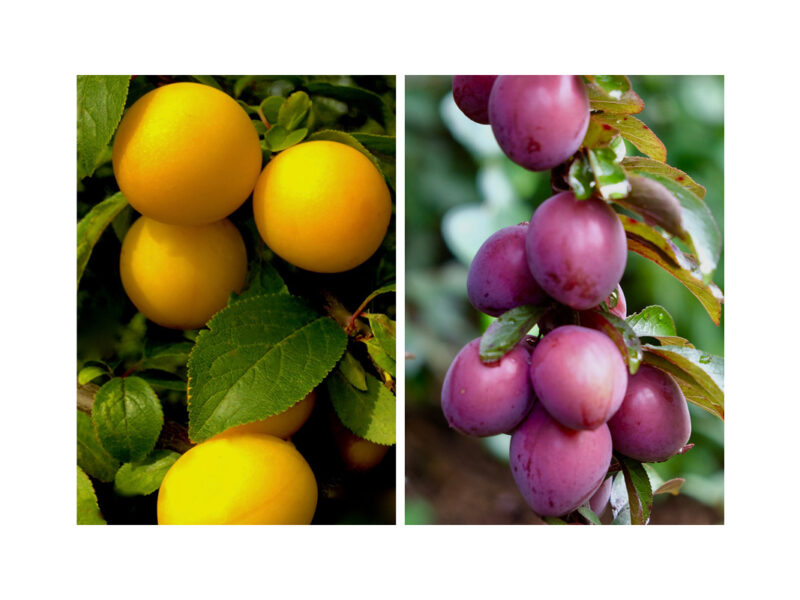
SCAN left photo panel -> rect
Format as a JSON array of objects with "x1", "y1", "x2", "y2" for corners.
[{"x1": 77, "y1": 75, "x2": 397, "y2": 525}]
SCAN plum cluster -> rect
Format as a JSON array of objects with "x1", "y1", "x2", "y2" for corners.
[{"x1": 442, "y1": 76, "x2": 692, "y2": 519}]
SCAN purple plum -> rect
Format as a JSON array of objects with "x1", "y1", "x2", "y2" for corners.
[{"x1": 452, "y1": 75, "x2": 498, "y2": 124}]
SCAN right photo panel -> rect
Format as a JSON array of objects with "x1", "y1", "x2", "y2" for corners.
[{"x1": 405, "y1": 75, "x2": 724, "y2": 525}]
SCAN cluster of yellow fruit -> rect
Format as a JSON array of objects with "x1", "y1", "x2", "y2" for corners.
[{"x1": 111, "y1": 81, "x2": 393, "y2": 525}]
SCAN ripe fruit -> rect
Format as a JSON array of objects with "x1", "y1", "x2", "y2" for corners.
[
  {"x1": 252, "y1": 140, "x2": 392, "y2": 273},
  {"x1": 157, "y1": 432, "x2": 318, "y2": 524},
  {"x1": 589, "y1": 477, "x2": 612, "y2": 516},
  {"x1": 217, "y1": 391, "x2": 316, "y2": 440},
  {"x1": 530, "y1": 325, "x2": 627, "y2": 431},
  {"x1": 119, "y1": 216, "x2": 247, "y2": 330},
  {"x1": 608, "y1": 365, "x2": 692, "y2": 462},
  {"x1": 466, "y1": 223, "x2": 547, "y2": 316},
  {"x1": 112, "y1": 82, "x2": 262, "y2": 225},
  {"x1": 441, "y1": 338, "x2": 534, "y2": 437},
  {"x1": 332, "y1": 416, "x2": 391, "y2": 471},
  {"x1": 489, "y1": 75, "x2": 589, "y2": 171},
  {"x1": 452, "y1": 75, "x2": 497, "y2": 124},
  {"x1": 526, "y1": 191, "x2": 627, "y2": 309},
  {"x1": 510, "y1": 404, "x2": 612, "y2": 517}
]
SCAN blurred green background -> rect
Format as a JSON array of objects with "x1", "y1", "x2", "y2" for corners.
[{"x1": 405, "y1": 75, "x2": 724, "y2": 525}]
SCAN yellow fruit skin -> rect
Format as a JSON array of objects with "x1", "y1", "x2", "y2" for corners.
[
  {"x1": 157, "y1": 433, "x2": 318, "y2": 525},
  {"x1": 332, "y1": 416, "x2": 391, "y2": 471},
  {"x1": 112, "y1": 82, "x2": 262, "y2": 225},
  {"x1": 252, "y1": 140, "x2": 392, "y2": 273},
  {"x1": 218, "y1": 391, "x2": 316, "y2": 440},
  {"x1": 119, "y1": 216, "x2": 247, "y2": 330}
]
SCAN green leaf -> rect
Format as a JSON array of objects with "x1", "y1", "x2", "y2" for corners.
[
  {"x1": 615, "y1": 175, "x2": 685, "y2": 240},
  {"x1": 621, "y1": 215, "x2": 724, "y2": 325},
  {"x1": 618, "y1": 455, "x2": 653, "y2": 525},
  {"x1": 142, "y1": 340, "x2": 193, "y2": 372},
  {"x1": 138, "y1": 369, "x2": 187, "y2": 392},
  {"x1": 637, "y1": 173, "x2": 722, "y2": 280},
  {"x1": 92, "y1": 377, "x2": 164, "y2": 463},
  {"x1": 111, "y1": 203, "x2": 135, "y2": 242},
  {"x1": 626, "y1": 305, "x2": 677, "y2": 338},
  {"x1": 655, "y1": 478, "x2": 685, "y2": 496},
  {"x1": 260, "y1": 96, "x2": 285, "y2": 124},
  {"x1": 587, "y1": 147, "x2": 630, "y2": 200},
  {"x1": 114, "y1": 449, "x2": 180, "y2": 496},
  {"x1": 585, "y1": 76, "x2": 644, "y2": 115},
  {"x1": 77, "y1": 467, "x2": 106, "y2": 525},
  {"x1": 642, "y1": 345, "x2": 724, "y2": 419},
  {"x1": 77, "y1": 192, "x2": 128, "y2": 287},
  {"x1": 78, "y1": 363, "x2": 111, "y2": 385},
  {"x1": 187, "y1": 294, "x2": 347, "y2": 442},
  {"x1": 367, "y1": 314, "x2": 396, "y2": 362},
  {"x1": 543, "y1": 516, "x2": 568, "y2": 525},
  {"x1": 479, "y1": 305, "x2": 547, "y2": 362},
  {"x1": 609, "y1": 472, "x2": 631, "y2": 524},
  {"x1": 593, "y1": 113, "x2": 666, "y2": 162},
  {"x1": 568, "y1": 155, "x2": 594, "y2": 200},
  {"x1": 587, "y1": 75, "x2": 632, "y2": 96},
  {"x1": 577, "y1": 506, "x2": 602, "y2": 525},
  {"x1": 365, "y1": 337, "x2": 396, "y2": 378},
  {"x1": 190, "y1": 75, "x2": 224, "y2": 90},
  {"x1": 264, "y1": 125, "x2": 308, "y2": 152},
  {"x1": 77, "y1": 75, "x2": 130, "y2": 179},
  {"x1": 306, "y1": 81, "x2": 390, "y2": 127},
  {"x1": 77, "y1": 410, "x2": 120, "y2": 482},
  {"x1": 581, "y1": 117, "x2": 619, "y2": 149},
  {"x1": 327, "y1": 370, "x2": 395, "y2": 445},
  {"x1": 352, "y1": 133, "x2": 396, "y2": 156},
  {"x1": 278, "y1": 91, "x2": 311, "y2": 130},
  {"x1": 579, "y1": 309, "x2": 642, "y2": 374},
  {"x1": 338, "y1": 351, "x2": 368, "y2": 391},
  {"x1": 238, "y1": 259, "x2": 288, "y2": 300},
  {"x1": 622, "y1": 156, "x2": 706, "y2": 200}
]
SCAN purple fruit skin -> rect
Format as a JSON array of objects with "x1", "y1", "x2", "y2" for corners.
[
  {"x1": 608, "y1": 365, "x2": 692, "y2": 462},
  {"x1": 489, "y1": 75, "x2": 589, "y2": 171},
  {"x1": 530, "y1": 325, "x2": 628, "y2": 431},
  {"x1": 441, "y1": 338, "x2": 534, "y2": 437},
  {"x1": 510, "y1": 404, "x2": 612, "y2": 517},
  {"x1": 453, "y1": 75, "x2": 498, "y2": 124},
  {"x1": 526, "y1": 191, "x2": 627, "y2": 309},
  {"x1": 467, "y1": 223, "x2": 548, "y2": 316},
  {"x1": 588, "y1": 476, "x2": 612, "y2": 516}
]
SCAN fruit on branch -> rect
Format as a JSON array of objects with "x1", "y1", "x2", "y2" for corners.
[
  {"x1": 526, "y1": 191, "x2": 627, "y2": 310},
  {"x1": 488, "y1": 75, "x2": 589, "y2": 171},
  {"x1": 607, "y1": 365, "x2": 691, "y2": 462},
  {"x1": 216, "y1": 391, "x2": 316, "y2": 440},
  {"x1": 157, "y1": 432, "x2": 318, "y2": 524},
  {"x1": 452, "y1": 75, "x2": 497, "y2": 124},
  {"x1": 252, "y1": 140, "x2": 392, "y2": 273},
  {"x1": 441, "y1": 338, "x2": 534, "y2": 437},
  {"x1": 589, "y1": 476, "x2": 612, "y2": 516},
  {"x1": 332, "y1": 415, "x2": 391, "y2": 471},
  {"x1": 119, "y1": 216, "x2": 247, "y2": 330},
  {"x1": 466, "y1": 223, "x2": 547, "y2": 316},
  {"x1": 112, "y1": 82, "x2": 262, "y2": 226},
  {"x1": 510, "y1": 404, "x2": 612, "y2": 517},
  {"x1": 530, "y1": 325, "x2": 627, "y2": 431}
]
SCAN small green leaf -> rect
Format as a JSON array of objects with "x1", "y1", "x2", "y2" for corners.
[
  {"x1": 365, "y1": 337, "x2": 396, "y2": 378},
  {"x1": 655, "y1": 478, "x2": 685, "y2": 496},
  {"x1": 618, "y1": 455, "x2": 653, "y2": 525},
  {"x1": 306, "y1": 81, "x2": 389, "y2": 127},
  {"x1": 367, "y1": 314, "x2": 396, "y2": 362},
  {"x1": 585, "y1": 76, "x2": 644, "y2": 115},
  {"x1": 327, "y1": 370, "x2": 395, "y2": 445},
  {"x1": 260, "y1": 96, "x2": 285, "y2": 124},
  {"x1": 111, "y1": 204, "x2": 135, "y2": 242},
  {"x1": 642, "y1": 345, "x2": 724, "y2": 419},
  {"x1": 278, "y1": 91, "x2": 311, "y2": 130},
  {"x1": 579, "y1": 309, "x2": 642, "y2": 374},
  {"x1": 352, "y1": 133, "x2": 396, "y2": 156},
  {"x1": 234, "y1": 76, "x2": 256, "y2": 98},
  {"x1": 78, "y1": 362, "x2": 111, "y2": 385},
  {"x1": 480, "y1": 305, "x2": 547, "y2": 362},
  {"x1": 543, "y1": 516, "x2": 568, "y2": 525},
  {"x1": 615, "y1": 174, "x2": 685, "y2": 240},
  {"x1": 338, "y1": 351, "x2": 368, "y2": 391},
  {"x1": 626, "y1": 305, "x2": 683, "y2": 343},
  {"x1": 568, "y1": 155, "x2": 594, "y2": 200},
  {"x1": 77, "y1": 75, "x2": 130, "y2": 178},
  {"x1": 138, "y1": 370, "x2": 187, "y2": 392},
  {"x1": 587, "y1": 147, "x2": 630, "y2": 200},
  {"x1": 92, "y1": 377, "x2": 164, "y2": 463},
  {"x1": 622, "y1": 156, "x2": 706, "y2": 199},
  {"x1": 577, "y1": 506, "x2": 602, "y2": 525},
  {"x1": 77, "y1": 192, "x2": 128, "y2": 286},
  {"x1": 187, "y1": 294, "x2": 347, "y2": 442},
  {"x1": 265, "y1": 125, "x2": 308, "y2": 152},
  {"x1": 142, "y1": 340, "x2": 193, "y2": 372},
  {"x1": 593, "y1": 113, "x2": 666, "y2": 162},
  {"x1": 587, "y1": 75, "x2": 632, "y2": 96},
  {"x1": 77, "y1": 410, "x2": 120, "y2": 482},
  {"x1": 77, "y1": 467, "x2": 106, "y2": 525},
  {"x1": 582, "y1": 118, "x2": 619, "y2": 149},
  {"x1": 114, "y1": 449, "x2": 180, "y2": 496}
]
